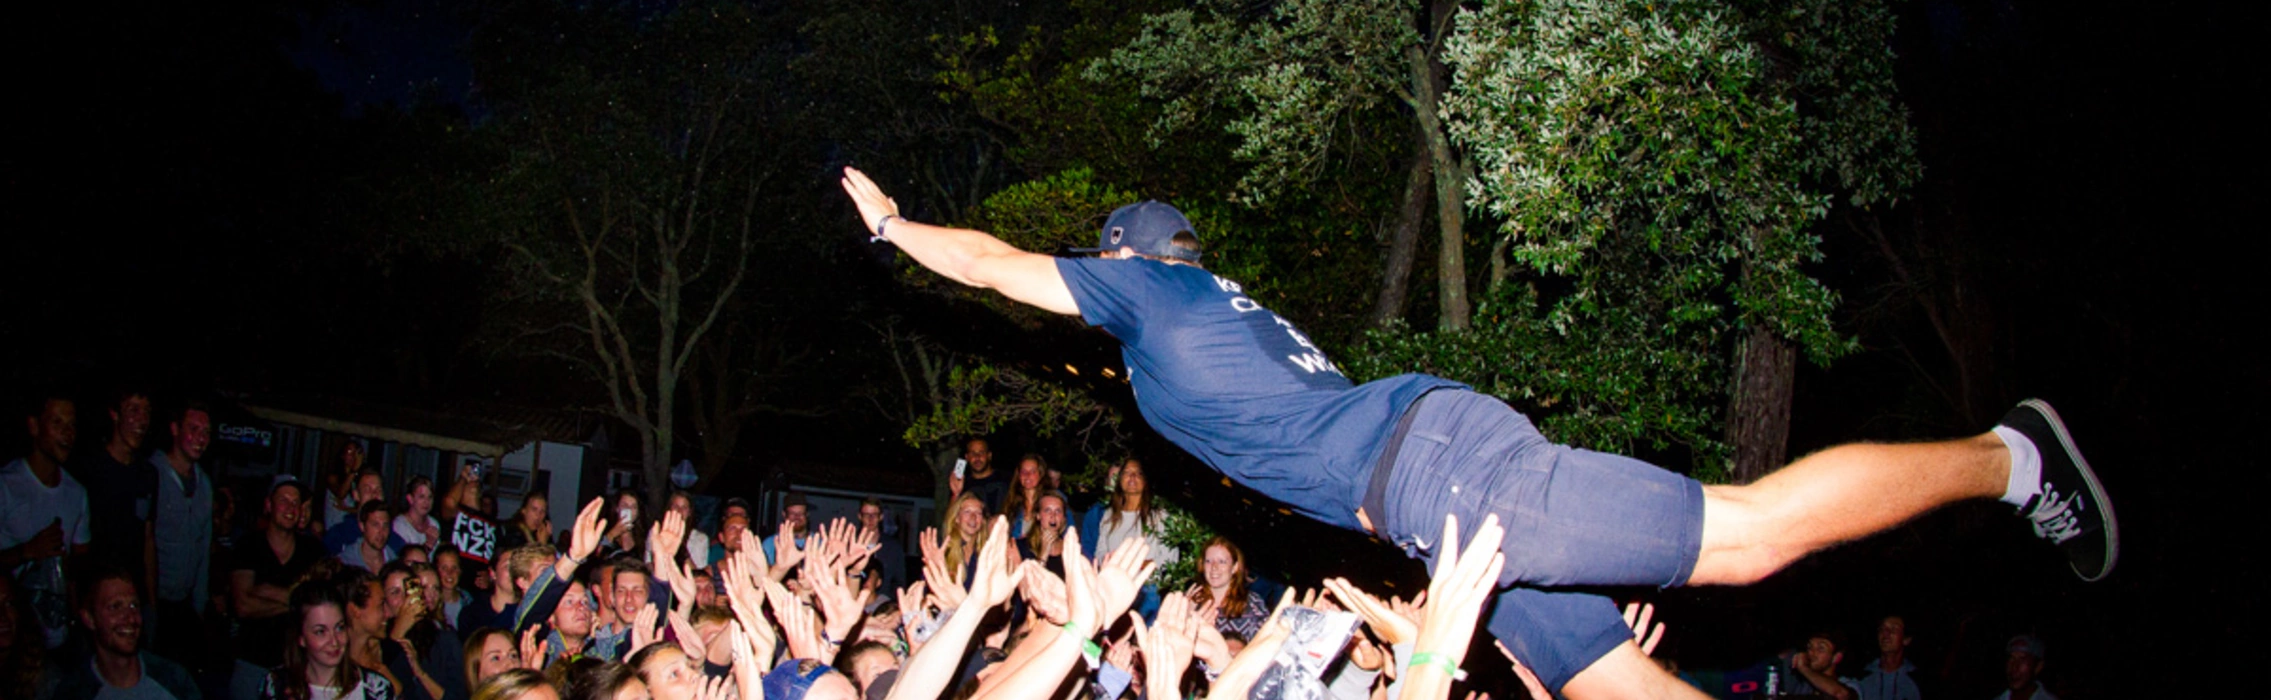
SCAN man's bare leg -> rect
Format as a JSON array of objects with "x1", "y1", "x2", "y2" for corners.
[
  {"x1": 1561, "y1": 641, "x2": 1713, "y2": 700},
  {"x1": 1688, "y1": 433, "x2": 2010, "y2": 585}
]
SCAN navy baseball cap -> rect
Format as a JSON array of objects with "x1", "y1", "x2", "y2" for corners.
[
  {"x1": 1070, "y1": 201, "x2": 1201, "y2": 262},
  {"x1": 763, "y1": 659, "x2": 832, "y2": 700}
]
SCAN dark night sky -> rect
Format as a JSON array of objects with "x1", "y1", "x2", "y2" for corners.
[{"x1": 2, "y1": 0, "x2": 2265, "y2": 697}]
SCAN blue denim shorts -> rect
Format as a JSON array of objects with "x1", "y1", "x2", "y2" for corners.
[{"x1": 1377, "y1": 389, "x2": 1705, "y2": 688}]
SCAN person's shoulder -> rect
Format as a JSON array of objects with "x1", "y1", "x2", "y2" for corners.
[
  {"x1": 141, "y1": 651, "x2": 203, "y2": 698},
  {"x1": 361, "y1": 667, "x2": 398, "y2": 699}
]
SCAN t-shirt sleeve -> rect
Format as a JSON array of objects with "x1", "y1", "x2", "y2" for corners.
[
  {"x1": 1054, "y1": 257, "x2": 1154, "y2": 343},
  {"x1": 69, "y1": 483, "x2": 92, "y2": 546}
]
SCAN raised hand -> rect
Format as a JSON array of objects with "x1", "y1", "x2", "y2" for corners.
[
  {"x1": 1496, "y1": 641, "x2": 1551, "y2": 700},
  {"x1": 667, "y1": 558, "x2": 699, "y2": 617},
  {"x1": 728, "y1": 624, "x2": 767, "y2": 700},
  {"x1": 570, "y1": 498, "x2": 607, "y2": 561},
  {"x1": 1059, "y1": 526, "x2": 1100, "y2": 639},
  {"x1": 691, "y1": 674, "x2": 734, "y2": 700},
  {"x1": 632, "y1": 603, "x2": 662, "y2": 651},
  {"x1": 1324, "y1": 577, "x2": 1417, "y2": 646},
  {"x1": 895, "y1": 581, "x2": 931, "y2": 655},
  {"x1": 1132, "y1": 593, "x2": 1199, "y2": 700},
  {"x1": 1015, "y1": 560, "x2": 1069, "y2": 625},
  {"x1": 920, "y1": 531, "x2": 968, "y2": 611},
  {"x1": 838, "y1": 167, "x2": 903, "y2": 238},
  {"x1": 766, "y1": 576, "x2": 830, "y2": 661},
  {"x1": 964, "y1": 517, "x2": 1024, "y2": 611},
  {"x1": 518, "y1": 624, "x2": 548, "y2": 670},
  {"x1": 1192, "y1": 597, "x2": 1232, "y2": 671},
  {"x1": 772, "y1": 522, "x2": 806, "y2": 574},
  {"x1": 1103, "y1": 631, "x2": 1136, "y2": 671},
  {"x1": 1211, "y1": 589, "x2": 1296, "y2": 699},
  {"x1": 805, "y1": 545, "x2": 873, "y2": 643},
  {"x1": 653, "y1": 509, "x2": 689, "y2": 561},
  {"x1": 1091, "y1": 541, "x2": 1158, "y2": 625},
  {"x1": 1402, "y1": 514, "x2": 1507, "y2": 698},
  {"x1": 667, "y1": 607, "x2": 705, "y2": 660},
  {"x1": 730, "y1": 581, "x2": 777, "y2": 667},
  {"x1": 1623, "y1": 601, "x2": 1666, "y2": 656}
]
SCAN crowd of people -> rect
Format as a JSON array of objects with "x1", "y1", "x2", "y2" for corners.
[
  {"x1": 0, "y1": 389, "x2": 2074, "y2": 700},
  {"x1": 0, "y1": 392, "x2": 1500, "y2": 700}
]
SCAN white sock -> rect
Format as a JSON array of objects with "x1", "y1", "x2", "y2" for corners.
[{"x1": 1994, "y1": 425, "x2": 2042, "y2": 508}]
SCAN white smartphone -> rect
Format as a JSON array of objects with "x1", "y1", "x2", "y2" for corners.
[{"x1": 953, "y1": 458, "x2": 967, "y2": 480}]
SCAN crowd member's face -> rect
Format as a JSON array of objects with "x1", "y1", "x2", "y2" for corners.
[
  {"x1": 963, "y1": 440, "x2": 992, "y2": 474},
  {"x1": 616, "y1": 494, "x2": 641, "y2": 526},
  {"x1": 612, "y1": 677, "x2": 652, "y2": 700},
  {"x1": 592, "y1": 565, "x2": 618, "y2": 612},
  {"x1": 269, "y1": 485, "x2": 308, "y2": 531},
  {"x1": 343, "y1": 444, "x2": 365, "y2": 473},
  {"x1": 1202, "y1": 544, "x2": 1237, "y2": 590},
  {"x1": 362, "y1": 510, "x2": 392, "y2": 549},
  {"x1": 437, "y1": 552, "x2": 462, "y2": 590},
  {"x1": 474, "y1": 633, "x2": 520, "y2": 683},
  {"x1": 172, "y1": 408, "x2": 211, "y2": 461},
  {"x1": 1017, "y1": 460, "x2": 1043, "y2": 491},
  {"x1": 1878, "y1": 617, "x2": 1909, "y2": 655},
  {"x1": 2006, "y1": 651, "x2": 2042, "y2": 690},
  {"x1": 349, "y1": 582, "x2": 387, "y2": 634},
  {"x1": 669, "y1": 495, "x2": 694, "y2": 524},
  {"x1": 637, "y1": 646, "x2": 702, "y2": 700},
  {"x1": 1802, "y1": 637, "x2": 1839, "y2": 672},
  {"x1": 408, "y1": 483, "x2": 434, "y2": 516},
  {"x1": 1119, "y1": 460, "x2": 1146, "y2": 496},
  {"x1": 847, "y1": 649, "x2": 898, "y2": 696},
  {"x1": 112, "y1": 395, "x2": 150, "y2": 451},
  {"x1": 383, "y1": 573, "x2": 410, "y2": 620},
  {"x1": 554, "y1": 583, "x2": 594, "y2": 637},
  {"x1": 356, "y1": 473, "x2": 385, "y2": 507},
  {"x1": 28, "y1": 399, "x2": 75, "y2": 466},
  {"x1": 418, "y1": 570, "x2": 443, "y2": 612},
  {"x1": 719, "y1": 515, "x2": 748, "y2": 551},
  {"x1": 783, "y1": 504, "x2": 809, "y2": 533},
  {"x1": 614, "y1": 571, "x2": 651, "y2": 624},
  {"x1": 692, "y1": 575, "x2": 717, "y2": 609},
  {"x1": 857, "y1": 504, "x2": 883, "y2": 531},
  {"x1": 522, "y1": 496, "x2": 549, "y2": 526},
  {"x1": 1038, "y1": 496, "x2": 1067, "y2": 535},
  {"x1": 81, "y1": 578, "x2": 143, "y2": 657},
  {"x1": 300, "y1": 603, "x2": 350, "y2": 670},
  {"x1": 514, "y1": 554, "x2": 557, "y2": 593},
  {"x1": 955, "y1": 499, "x2": 984, "y2": 537},
  {"x1": 489, "y1": 552, "x2": 514, "y2": 594}
]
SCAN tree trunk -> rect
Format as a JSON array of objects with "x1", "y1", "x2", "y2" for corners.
[
  {"x1": 1406, "y1": 45, "x2": 1469, "y2": 331},
  {"x1": 646, "y1": 381, "x2": 676, "y2": 514},
  {"x1": 1726, "y1": 323, "x2": 1796, "y2": 484},
  {"x1": 1370, "y1": 147, "x2": 1431, "y2": 328}
]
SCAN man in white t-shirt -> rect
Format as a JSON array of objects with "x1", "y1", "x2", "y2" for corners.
[{"x1": 0, "y1": 393, "x2": 94, "y2": 649}]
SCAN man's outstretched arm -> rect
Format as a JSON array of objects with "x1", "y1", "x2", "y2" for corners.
[{"x1": 840, "y1": 167, "x2": 1080, "y2": 316}]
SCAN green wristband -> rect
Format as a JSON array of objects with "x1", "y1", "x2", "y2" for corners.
[
  {"x1": 1062, "y1": 622, "x2": 1103, "y2": 658},
  {"x1": 1409, "y1": 651, "x2": 1465, "y2": 680}
]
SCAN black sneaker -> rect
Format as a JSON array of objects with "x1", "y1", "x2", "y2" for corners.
[{"x1": 2000, "y1": 399, "x2": 2119, "y2": 581}]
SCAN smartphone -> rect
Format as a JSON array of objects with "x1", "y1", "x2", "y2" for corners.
[{"x1": 953, "y1": 458, "x2": 967, "y2": 480}]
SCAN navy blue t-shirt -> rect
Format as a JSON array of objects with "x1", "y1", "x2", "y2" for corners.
[{"x1": 1056, "y1": 257, "x2": 1462, "y2": 531}]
